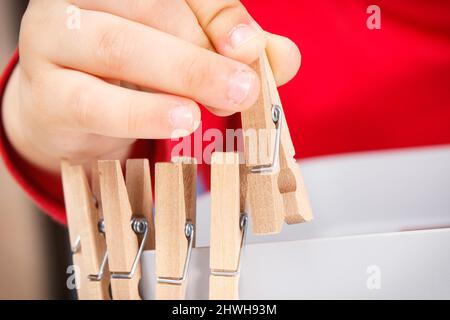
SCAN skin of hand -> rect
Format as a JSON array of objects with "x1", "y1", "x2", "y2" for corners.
[{"x1": 2, "y1": 0, "x2": 301, "y2": 174}]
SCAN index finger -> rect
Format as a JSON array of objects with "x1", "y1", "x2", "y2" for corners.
[{"x1": 47, "y1": 8, "x2": 260, "y2": 113}]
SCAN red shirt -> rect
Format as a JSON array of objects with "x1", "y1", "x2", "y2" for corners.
[{"x1": 1, "y1": 0, "x2": 450, "y2": 224}]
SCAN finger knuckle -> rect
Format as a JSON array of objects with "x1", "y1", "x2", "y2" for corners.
[
  {"x1": 125, "y1": 98, "x2": 146, "y2": 136},
  {"x1": 69, "y1": 85, "x2": 93, "y2": 129},
  {"x1": 179, "y1": 54, "x2": 211, "y2": 93},
  {"x1": 201, "y1": 0, "x2": 241, "y2": 30},
  {"x1": 95, "y1": 26, "x2": 135, "y2": 73}
]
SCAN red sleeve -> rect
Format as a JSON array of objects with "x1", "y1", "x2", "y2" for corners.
[{"x1": 0, "y1": 49, "x2": 169, "y2": 224}]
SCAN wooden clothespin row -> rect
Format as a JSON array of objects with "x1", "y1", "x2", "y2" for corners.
[
  {"x1": 155, "y1": 157, "x2": 197, "y2": 300},
  {"x1": 241, "y1": 52, "x2": 313, "y2": 235},
  {"x1": 209, "y1": 152, "x2": 248, "y2": 300},
  {"x1": 98, "y1": 159, "x2": 155, "y2": 300},
  {"x1": 61, "y1": 161, "x2": 110, "y2": 300}
]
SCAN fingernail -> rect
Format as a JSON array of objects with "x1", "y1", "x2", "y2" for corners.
[
  {"x1": 228, "y1": 24, "x2": 258, "y2": 49},
  {"x1": 228, "y1": 70, "x2": 255, "y2": 106},
  {"x1": 169, "y1": 105, "x2": 194, "y2": 131}
]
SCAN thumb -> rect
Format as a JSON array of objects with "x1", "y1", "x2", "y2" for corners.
[{"x1": 186, "y1": 0, "x2": 267, "y2": 64}]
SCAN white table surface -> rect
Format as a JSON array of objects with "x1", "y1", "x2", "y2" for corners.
[{"x1": 141, "y1": 146, "x2": 450, "y2": 299}]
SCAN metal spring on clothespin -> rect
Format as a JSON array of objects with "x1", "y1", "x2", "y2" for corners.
[
  {"x1": 250, "y1": 105, "x2": 283, "y2": 175},
  {"x1": 155, "y1": 158, "x2": 197, "y2": 300},
  {"x1": 210, "y1": 214, "x2": 248, "y2": 278},
  {"x1": 209, "y1": 152, "x2": 247, "y2": 300},
  {"x1": 241, "y1": 52, "x2": 313, "y2": 235},
  {"x1": 157, "y1": 221, "x2": 194, "y2": 285},
  {"x1": 111, "y1": 218, "x2": 148, "y2": 280},
  {"x1": 99, "y1": 159, "x2": 154, "y2": 300},
  {"x1": 61, "y1": 161, "x2": 111, "y2": 300},
  {"x1": 88, "y1": 219, "x2": 109, "y2": 281}
]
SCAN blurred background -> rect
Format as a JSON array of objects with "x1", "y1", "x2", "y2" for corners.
[{"x1": 0, "y1": 0, "x2": 72, "y2": 300}]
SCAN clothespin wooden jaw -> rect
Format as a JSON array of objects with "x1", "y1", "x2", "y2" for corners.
[
  {"x1": 98, "y1": 159, "x2": 154, "y2": 300},
  {"x1": 241, "y1": 52, "x2": 313, "y2": 235},
  {"x1": 155, "y1": 157, "x2": 197, "y2": 300},
  {"x1": 209, "y1": 152, "x2": 248, "y2": 300},
  {"x1": 61, "y1": 161, "x2": 110, "y2": 300}
]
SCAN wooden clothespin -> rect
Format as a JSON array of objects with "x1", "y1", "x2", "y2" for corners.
[
  {"x1": 241, "y1": 52, "x2": 313, "y2": 235},
  {"x1": 155, "y1": 157, "x2": 197, "y2": 300},
  {"x1": 209, "y1": 152, "x2": 248, "y2": 300},
  {"x1": 98, "y1": 159, "x2": 154, "y2": 300},
  {"x1": 61, "y1": 161, "x2": 110, "y2": 300}
]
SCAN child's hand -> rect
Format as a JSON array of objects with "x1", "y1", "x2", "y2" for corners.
[{"x1": 3, "y1": 0, "x2": 301, "y2": 173}]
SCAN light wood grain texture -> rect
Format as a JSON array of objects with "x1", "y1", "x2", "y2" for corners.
[
  {"x1": 209, "y1": 276, "x2": 240, "y2": 300},
  {"x1": 260, "y1": 53, "x2": 313, "y2": 223},
  {"x1": 239, "y1": 164, "x2": 248, "y2": 214},
  {"x1": 126, "y1": 159, "x2": 155, "y2": 250},
  {"x1": 209, "y1": 152, "x2": 242, "y2": 300},
  {"x1": 155, "y1": 158, "x2": 196, "y2": 300},
  {"x1": 241, "y1": 52, "x2": 313, "y2": 234},
  {"x1": 91, "y1": 162, "x2": 102, "y2": 215},
  {"x1": 61, "y1": 161, "x2": 110, "y2": 300},
  {"x1": 98, "y1": 160, "x2": 141, "y2": 300},
  {"x1": 241, "y1": 57, "x2": 284, "y2": 234},
  {"x1": 155, "y1": 162, "x2": 186, "y2": 279},
  {"x1": 247, "y1": 174, "x2": 284, "y2": 234},
  {"x1": 72, "y1": 165, "x2": 110, "y2": 300},
  {"x1": 61, "y1": 162, "x2": 89, "y2": 300},
  {"x1": 156, "y1": 283, "x2": 186, "y2": 300},
  {"x1": 173, "y1": 157, "x2": 197, "y2": 247},
  {"x1": 210, "y1": 153, "x2": 241, "y2": 271}
]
